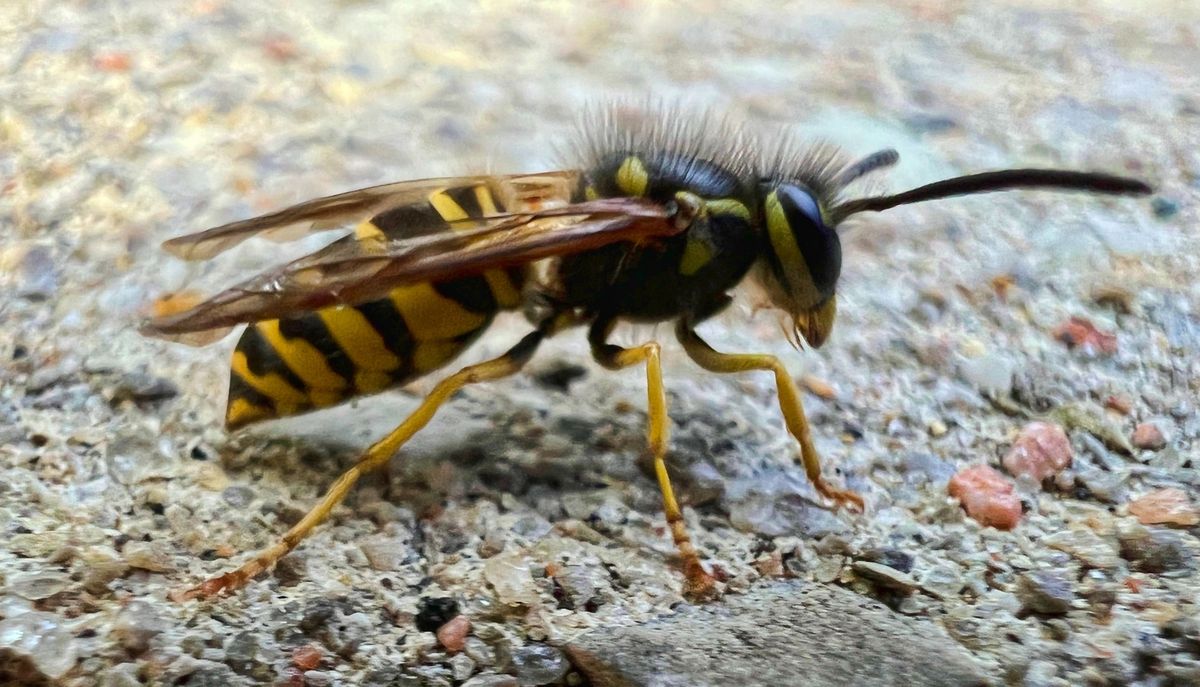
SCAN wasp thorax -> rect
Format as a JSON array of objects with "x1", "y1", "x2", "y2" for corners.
[{"x1": 756, "y1": 183, "x2": 842, "y2": 348}]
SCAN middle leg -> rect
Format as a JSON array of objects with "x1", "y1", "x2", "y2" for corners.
[{"x1": 589, "y1": 317, "x2": 717, "y2": 600}]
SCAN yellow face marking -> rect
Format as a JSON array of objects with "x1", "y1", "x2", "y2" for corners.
[
  {"x1": 616, "y1": 156, "x2": 649, "y2": 197},
  {"x1": 764, "y1": 190, "x2": 819, "y2": 305},
  {"x1": 679, "y1": 238, "x2": 712, "y2": 276},
  {"x1": 389, "y1": 282, "x2": 487, "y2": 340},
  {"x1": 255, "y1": 320, "x2": 348, "y2": 391},
  {"x1": 412, "y1": 340, "x2": 465, "y2": 373},
  {"x1": 230, "y1": 351, "x2": 308, "y2": 405},
  {"x1": 354, "y1": 220, "x2": 385, "y2": 241},
  {"x1": 226, "y1": 398, "x2": 273, "y2": 428},
  {"x1": 317, "y1": 306, "x2": 401, "y2": 372},
  {"x1": 429, "y1": 189, "x2": 469, "y2": 222},
  {"x1": 706, "y1": 198, "x2": 751, "y2": 221},
  {"x1": 584, "y1": 185, "x2": 599, "y2": 201},
  {"x1": 472, "y1": 185, "x2": 523, "y2": 308},
  {"x1": 355, "y1": 370, "x2": 393, "y2": 394}
]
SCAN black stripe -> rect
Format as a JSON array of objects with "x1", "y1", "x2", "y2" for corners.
[
  {"x1": 236, "y1": 324, "x2": 310, "y2": 393},
  {"x1": 355, "y1": 297, "x2": 416, "y2": 377},
  {"x1": 276, "y1": 315, "x2": 356, "y2": 385},
  {"x1": 371, "y1": 203, "x2": 447, "y2": 238},
  {"x1": 227, "y1": 373, "x2": 279, "y2": 411},
  {"x1": 432, "y1": 276, "x2": 496, "y2": 314},
  {"x1": 445, "y1": 185, "x2": 484, "y2": 218}
]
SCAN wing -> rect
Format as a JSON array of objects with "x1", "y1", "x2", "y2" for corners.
[
  {"x1": 143, "y1": 197, "x2": 680, "y2": 338},
  {"x1": 162, "y1": 171, "x2": 580, "y2": 260}
]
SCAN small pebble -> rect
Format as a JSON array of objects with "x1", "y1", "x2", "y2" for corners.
[
  {"x1": 1003, "y1": 421, "x2": 1073, "y2": 483},
  {"x1": 1015, "y1": 571, "x2": 1074, "y2": 615},
  {"x1": 1128, "y1": 488, "x2": 1200, "y2": 526},
  {"x1": 436, "y1": 615, "x2": 471, "y2": 653},
  {"x1": 1052, "y1": 317, "x2": 1118, "y2": 356},
  {"x1": 852, "y1": 561, "x2": 919, "y2": 594},
  {"x1": 484, "y1": 553, "x2": 541, "y2": 606},
  {"x1": 511, "y1": 643, "x2": 569, "y2": 686},
  {"x1": 1131, "y1": 422, "x2": 1167, "y2": 450},
  {"x1": 449, "y1": 652, "x2": 477, "y2": 681},
  {"x1": 1151, "y1": 197, "x2": 1179, "y2": 219},
  {"x1": 1119, "y1": 526, "x2": 1196, "y2": 573},
  {"x1": 291, "y1": 644, "x2": 323, "y2": 671},
  {"x1": 7, "y1": 571, "x2": 71, "y2": 600},
  {"x1": 554, "y1": 565, "x2": 602, "y2": 610},
  {"x1": 948, "y1": 465, "x2": 1022, "y2": 530},
  {"x1": 0, "y1": 611, "x2": 78, "y2": 679}
]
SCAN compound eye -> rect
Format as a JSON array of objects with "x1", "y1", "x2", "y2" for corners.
[{"x1": 775, "y1": 184, "x2": 825, "y2": 231}]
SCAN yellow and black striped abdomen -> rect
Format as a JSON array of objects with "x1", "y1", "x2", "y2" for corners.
[{"x1": 225, "y1": 184, "x2": 526, "y2": 429}]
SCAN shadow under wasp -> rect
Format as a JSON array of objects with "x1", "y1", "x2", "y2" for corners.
[{"x1": 144, "y1": 106, "x2": 1151, "y2": 601}]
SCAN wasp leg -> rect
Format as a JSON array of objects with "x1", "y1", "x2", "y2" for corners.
[
  {"x1": 675, "y1": 322, "x2": 864, "y2": 512},
  {"x1": 178, "y1": 322, "x2": 553, "y2": 601},
  {"x1": 589, "y1": 318, "x2": 718, "y2": 601}
]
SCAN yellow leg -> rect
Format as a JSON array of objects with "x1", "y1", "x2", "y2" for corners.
[
  {"x1": 676, "y1": 323, "x2": 864, "y2": 512},
  {"x1": 590, "y1": 319, "x2": 717, "y2": 601},
  {"x1": 178, "y1": 325, "x2": 550, "y2": 601}
]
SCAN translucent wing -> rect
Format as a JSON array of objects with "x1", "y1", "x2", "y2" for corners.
[
  {"x1": 162, "y1": 171, "x2": 580, "y2": 260},
  {"x1": 143, "y1": 197, "x2": 679, "y2": 337}
]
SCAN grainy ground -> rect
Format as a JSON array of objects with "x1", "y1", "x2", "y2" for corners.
[{"x1": 2, "y1": 1, "x2": 1198, "y2": 685}]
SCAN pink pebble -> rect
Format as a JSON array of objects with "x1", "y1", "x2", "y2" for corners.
[
  {"x1": 949, "y1": 465, "x2": 1023, "y2": 530},
  {"x1": 436, "y1": 615, "x2": 471, "y2": 653},
  {"x1": 1002, "y1": 422, "x2": 1072, "y2": 483}
]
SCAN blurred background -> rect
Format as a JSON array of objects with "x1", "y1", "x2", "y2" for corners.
[{"x1": 1, "y1": 1, "x2": 1197, "y2": 686}]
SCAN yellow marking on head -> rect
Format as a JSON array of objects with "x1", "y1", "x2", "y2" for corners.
[
  {"x1": 226, "y1": 397, "x2": 273, "y2": 429},
  {"x1": 256, "y1": 320, "x2": 348, "y2": 391},
  {"x1": 317, "y1": 306, "x2": 401, "y2": 372},
  {"x1": 584, "y1": 185, "x2": 599, "y2": 201},
  {"x1": 764, "y1": 190, "x2": 818, "y2": 304},
  {"x1": 389, "y1": 282, "x2": 488, "y2": 340},
  {"x1": 412, "y1": 340, "x2": 465, "y2": 373},
  {"x1": 354, "y1": 220, "x2": 385, "y2": 241},
  {"x1": 429, "y1": 189, "x2": 469, "y2": 222},
  {"x1": 679, "y1": 238, "x2": 713, "y2": 276},
  {"x1": 706, "y1": 198, "x2": 751, "y2": 221},
  {"x1": 355, "y1": 370, "x2": 393, "y2": 394},
  {"x1": 231, "y1": 351, "x2": 308, "y2": 405},
  {"x1": 616, "y1": 156, "x2": 649, "y2": 197}
]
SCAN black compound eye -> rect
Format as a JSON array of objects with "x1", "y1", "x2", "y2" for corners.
[{"x1": 764, "y1": 184, "x2": 841, "y2": 304}]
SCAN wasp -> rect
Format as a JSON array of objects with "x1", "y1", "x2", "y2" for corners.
[{"x1": 144, "y1": 106, "x2": 1150, "y2": 601}]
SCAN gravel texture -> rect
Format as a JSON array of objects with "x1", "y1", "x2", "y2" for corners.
[{"x1": 2, "y1": 1, "x2": 1198, "y2": 685}]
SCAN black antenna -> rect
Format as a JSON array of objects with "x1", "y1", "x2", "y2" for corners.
[
  {"x1": 837, "y1": 148, "x2": 900, "y2": 186},
  {"x1": 831, "y1": 169, "x2": 1152, "y2": 223}
]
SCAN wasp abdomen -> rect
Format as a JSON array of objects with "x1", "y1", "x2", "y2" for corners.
[{"x1": 225, "y1": 184, "x2": 525, "y2": 429}]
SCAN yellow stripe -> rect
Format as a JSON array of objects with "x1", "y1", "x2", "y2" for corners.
[
  {"x1": 256, "y1": 320, "x2": 347, "y2": 391},
  {"x1": 706, "y1": 198, "x2": 751, "y2": 221},
  {"x1": 679, "y1": 238, "x2": 712, "y2": 276},
  {"x1": 389, "y1": 283, "x2": 487, "y2": 340},
  {"x1": 616, "y1": 156, "x2": 649, "y2": 197},
  {"x1": 309, "y1": 389, "x2": 344, "y2": 408},
  {"x1": 355, "y1": 370, "x2": 392, "y2": 394},
  {"x1": 473, "y1": 185, "x2": 523, "y2": 307},
  {"x1": 226, "y1": 398, "x2": 273, "y2": 428},
  {"x1": 230, "y1": 352, "x2": 308, "y2": 405},
  {"x1": 317, "y1": 306, "x2": 401, "y2": 373},
  {"x1": 585, "y1": 185, "x2": 599, "y2": 201},
  {"x1": 413, "y1": 340, "x2": 465, "y2": 373},
  {"x1": 429, "y1": 190, "x2": 469, "y2": 221},
  {"x1": 765, "y1": 190, "x2": 818, "y2": 304},
  {"x1": 354, "y1": 219, "x2": 385, "y2": 241}
]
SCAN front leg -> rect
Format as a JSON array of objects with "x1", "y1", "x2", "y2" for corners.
[{"x1": 675, "y1": 321, "x2": 864, "y2": 511}]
